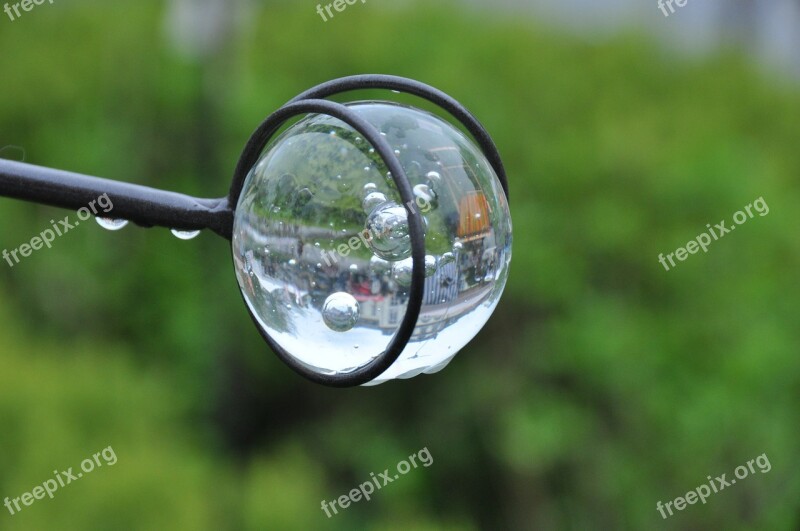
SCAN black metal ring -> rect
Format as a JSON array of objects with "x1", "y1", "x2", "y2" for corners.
[
  {"x1": 287, "y1": 74, "x2": 509, "y2": 201},
  {"x1": 230, "y1": 99, "x2": 426, "y2": 387}
]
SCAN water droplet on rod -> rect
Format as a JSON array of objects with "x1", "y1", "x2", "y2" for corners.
[
  {"x1": 96, "y1": 218, "x2": 129, "y2": 231},
  {"x1": 170, "y1": 229, "x2": 201, "y2": 240}
]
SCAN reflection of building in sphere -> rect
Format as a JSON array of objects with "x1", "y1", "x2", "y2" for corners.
[{"x1": 457, "y1": 191, "x2": 492, "y2": 241}]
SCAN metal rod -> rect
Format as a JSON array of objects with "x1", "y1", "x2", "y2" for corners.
[{"x1": 0, "y1": 159, "x2": 234, "y2": 239}]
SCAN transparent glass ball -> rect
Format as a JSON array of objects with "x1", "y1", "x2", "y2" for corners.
[{"x1": 232, "y1": 101, "x2": 512, "y2": 385}]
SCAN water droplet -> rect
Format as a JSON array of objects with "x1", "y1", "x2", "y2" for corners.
[
  {"x1": 96, "y1": 218, "x2": 128, "y2": 231},
  {"x1": 426, "y1": 170, "x2": 442, "y2": 188},
  {"x1": 288, "y1": 259, "x2": 297, "y2": 266},
  {"x1": 294, "y1": 187, "x2": 314, "y2": 206},
  {"x1": 363, "y1": 182, "x2": 378, "y2": 195},
  {"x1": 392, "y1": 258, "x2": 414, "y2": 286},
  {"x1": 413, "y1": 183, "x2": 438, "y2": 209},
  {"x1": 394, "y1": 149, "x2": 401, "y2": 156},
  {"x1": 349, "y1": 264, "x2": 358, "y2": 272},
  {"x1": 171, "y1": 229, "x2": 201, "y2": 240},
  {"x1": 364, "y1": 202, "x2": 412, "y2": 261},
  {"x1": 453, "y1": 241, "x2": 464, "y2": 252},
  {"x1": 322, "y1": 292, "x2": 360, "y2": 332},
  {"x1": 362, "y1": 192, "x2": 388, "y2": 213},
  {"x1": 424, "y1": 255, "x2": 437, "y2": 277},
  {"x1": 439, "y1": 252, "x2": 456, "y2": 267},
  {"x1": 355, "y1": 136, "x2": 363, "y2": 143},
  {"x1": 369, "y1": 255, "x2": 391, "y2": 272}
]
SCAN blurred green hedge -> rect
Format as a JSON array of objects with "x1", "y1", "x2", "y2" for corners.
[{"x1": 0, "y1": 2, "x2": 798, "y2": 529}]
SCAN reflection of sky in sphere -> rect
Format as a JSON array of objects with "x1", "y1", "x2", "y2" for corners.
[{"x1": 232, "y1": 101, "x2": 512, "y2": 384}]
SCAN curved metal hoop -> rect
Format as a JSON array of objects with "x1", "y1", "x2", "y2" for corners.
[
  {"x1": 288, "y1": 74, "x2": 509, "y2": 201},
  {"x1": 230, "y1": 99, "x2": 426, "y2": 387}
]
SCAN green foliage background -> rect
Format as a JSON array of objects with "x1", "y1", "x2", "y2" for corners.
[{"x1": 0, "y1": 2, "x2": 798, "y2": 529}]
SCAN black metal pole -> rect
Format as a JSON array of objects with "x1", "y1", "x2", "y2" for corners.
[
  {"x1": 0, "y1": 159, "x2": 234, "y2": 239},
  {"x1": 0, "y1": 73, "x2": 507, "y2": 387}
]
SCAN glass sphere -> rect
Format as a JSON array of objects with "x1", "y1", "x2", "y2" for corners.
[{"x1": 232, "y1": 101, "x2": 512, "y2": 385}]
